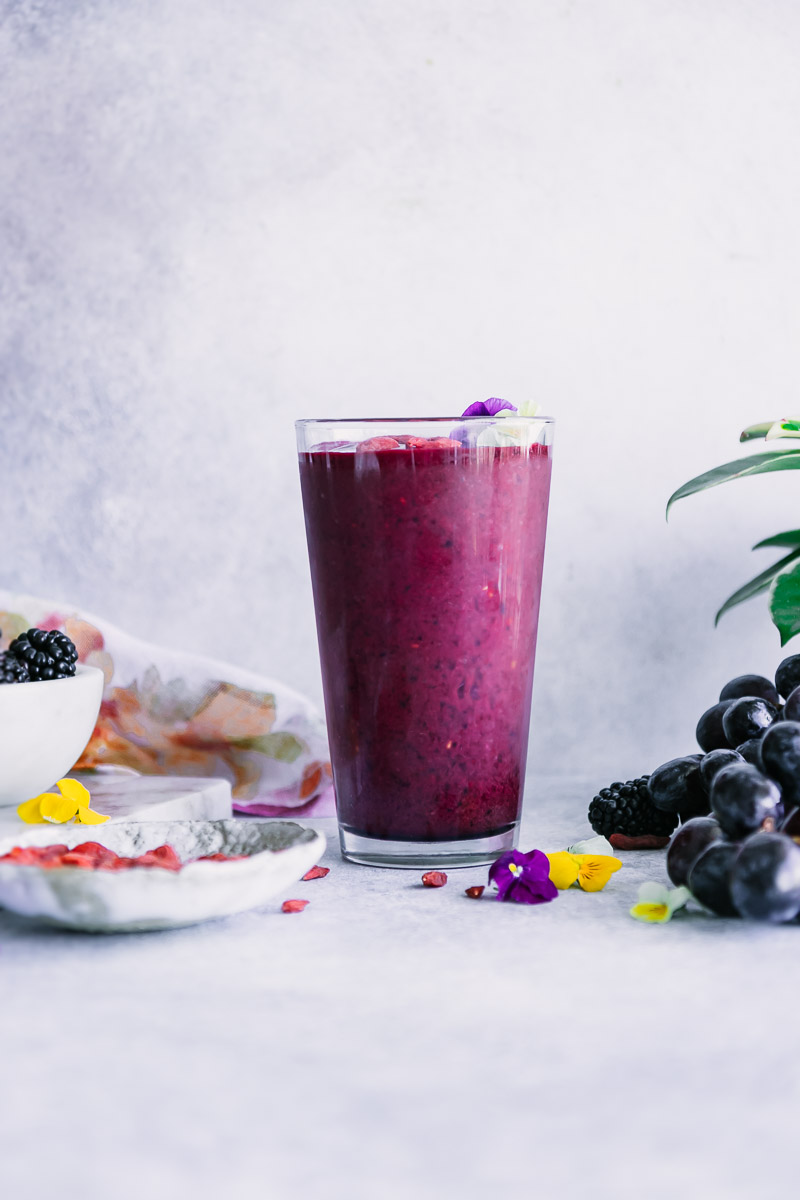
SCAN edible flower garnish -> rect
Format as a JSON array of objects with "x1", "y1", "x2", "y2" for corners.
[
  {"x1": 461, "y1": 397, "x2": 518, "y2": 417},
  {"x1": 566, "y1": 835, "x2": 615, "y2": 856},
  {"x1": 488, "y1": 848, "x2": 558, "y2": 905},
  {"x1": 546, "y1": 849, "x2": 622, "y2": 892},
  {"x1": 630, "y1": 881, "x2": 691, "y2": 924},
  {"x1": 17, "y1": 778, "x2": 109, "y2": 826}
]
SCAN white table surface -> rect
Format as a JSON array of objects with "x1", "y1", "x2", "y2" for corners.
[{"x1": 0, "y1": 774, "x2": 795, "y2": 1200}]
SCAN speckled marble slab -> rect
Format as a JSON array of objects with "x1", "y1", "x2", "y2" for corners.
[{"x1": 0, "y1": 770, "x2": 233, "y2": 833}]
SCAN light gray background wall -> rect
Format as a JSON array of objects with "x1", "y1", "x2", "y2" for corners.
[{"x1": 2, "y1": 0, "x2": 799, "y2": 778}]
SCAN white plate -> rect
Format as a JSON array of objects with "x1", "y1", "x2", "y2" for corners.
[{"x1": 0, "y1": 819, "x2": 325, "y2": 932}]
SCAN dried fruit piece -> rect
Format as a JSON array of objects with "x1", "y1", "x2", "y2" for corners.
[
  {"x1": 108, "y1": 857, "x2": 140, "y2": 870},
  {"x1": 0, "y1": 839, "x2": 245, "y2": 872},
  {"x1": 355, "y1": 437, "x2": 403, "y2": 452},
  {"x1": 609, "y1": 833, "x2": 671, "y2": 851},
  {"x1": 465, "y1": 885, "x2": 485, "y2": 898},
  {"x1": 281, "y1": 899, "x2": 309, "y2": 913},
  {"x1": 197, "y1": 853, "x2": 249, "y2": 862},
  {"x1": 33, "y1": 844, "x2": 69, "y2": 863},
  {"x1": 59, "y1": 851, "x2": 97, "y2": 868},
  {"x1": 147, "y1": 844, "x2": 182, "y2": 870},
  {"x1": 302, "y1": 865, "x2": 330, "y2": 881},
  {"x1": 422, "y1": 870, "x2": 448, "y2": 887},
  {"x1": 72, "y1": 842, "x2": 118, "y2": 868}
]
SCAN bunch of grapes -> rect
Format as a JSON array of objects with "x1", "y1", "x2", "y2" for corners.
[{"x1": 649, "y1": 655, "x2": 800, "y2": 922}]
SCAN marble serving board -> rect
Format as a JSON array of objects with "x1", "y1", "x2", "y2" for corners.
[{"x1": 0, "y1": 770, "x2": 233, "y2": 831}]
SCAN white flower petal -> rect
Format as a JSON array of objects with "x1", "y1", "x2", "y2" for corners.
[
  {"x1": 667, "y1": 886, "x2": 691, "y2": 912},
  {"x1": 567, "y1": 835, "x2": 615, "y2": 857},
  {"x1": 637, "y1": 881, "x2": 670, "y2": 905}
]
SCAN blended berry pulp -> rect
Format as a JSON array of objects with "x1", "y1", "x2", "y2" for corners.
[{"x1": 299, "y1": 438, "x2": 552, "y2": 842}]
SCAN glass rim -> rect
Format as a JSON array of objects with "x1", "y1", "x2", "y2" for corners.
[{"x1": 296, "y1": 415, "x2": 555, "y2": 426}]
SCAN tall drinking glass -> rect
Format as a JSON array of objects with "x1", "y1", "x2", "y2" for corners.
[{"x1": 297, "y1": 416, "x2": 553, "y2": 867}]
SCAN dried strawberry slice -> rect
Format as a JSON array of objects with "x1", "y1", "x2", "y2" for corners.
[
  {"x1": 355, "y1": 436, "x2": 403, "y2": 452},
  {"x1": 1, "y1": 846, "x2": 52, "y2": 866},
  {"x1": 396, "y1": 435, "x2": 430, "y2": 448},
  {"x1": 281, "y1": 899, "x2": 309, "y2": 913},
  {"x1": 302, "y1": 865, "x2": 329, "y2": 881},
  {"x1": 134, "y1": 851, "x2": 181, "y2": 871},
  {"x1": 145, "y1": 844, "x2": 182, "y2": 870},
  {"x1": 59, "y1": 852, "x2": 97, "y2": 869},
  {"x1": 26, "y1": 844, "x2": 71, "y2": 867},
  {"x1": 197, "y1": 852, "x2": 249, "y2": 862},
  {"x1": 72, "y1": 842, "x2": 118, "y2": 868}
]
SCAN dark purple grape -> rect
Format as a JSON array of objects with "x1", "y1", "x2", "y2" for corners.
[
  {"x1": 710, "y1": 762, "x2": 782, "y2": 840},
  {"x1": 687, "y1": 841, "x2": 741, "y2": 917},
  {"x1": 721, "y1": 696, "x2": 778, "y2": 746},
  {"x1": 696, "y1": 702, "x2": 732, "y2": 752},
  {"x1": 776, "y1": 655, "x2": 800, "y2": 701},
  {"x1": 736, "y1": 737, "x2": 765, "y2": 772},
  {"x1": 782, "y1": 807, "x2": 800, "y2": 838},
  {"x1": 761, "y1": 721, "x2": 800, "y2": 807},
  {"x1": 700, "y1": 749, "x2": 743, "y2": 791},
  {"x1": 648, "y1": 756, "x2": 706, "y2": 816},
  {"x1": 720, "y1": 674, "x2": 780, "y2": 707},
  {"x1": 783, "y1": 686, "x2": 800, "y2": 723},
  {"x1": 730, "y1": 832, "x2": 800, "y2": 922},
  {"x1": 666, "y1": 816, "x2": 723, "y2": 887}
]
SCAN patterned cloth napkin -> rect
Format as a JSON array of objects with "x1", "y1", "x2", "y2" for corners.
[{"x1": 0, "y1": 590, "x2": 334, "y2": 817}]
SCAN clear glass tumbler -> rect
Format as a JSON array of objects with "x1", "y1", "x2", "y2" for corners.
[{"x1": 297, "y1": 415, "x2": 554, "y2": 867}]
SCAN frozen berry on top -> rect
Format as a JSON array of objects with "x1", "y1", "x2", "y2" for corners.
[
  {"x1": 7, "y1": 628, "x2": 78, "y2": 681},
  {"x1": 355, "y1": 436, "x2": 404, "y2": 452}
]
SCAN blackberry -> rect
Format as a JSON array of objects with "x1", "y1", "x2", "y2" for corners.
[
  {"x1": 588, "y1": 776, "x2": 679, "y2": 839},
  {"x1": 0, "y1": 651, "x2": 30, "y2": 684},
  {"x1": 7, "y1": 628, "x2": 78, "y2": 681}
]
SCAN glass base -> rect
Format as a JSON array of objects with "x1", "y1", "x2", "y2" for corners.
[{"x1": 338, "y1": 824, "x2": 517, "y2": 869}]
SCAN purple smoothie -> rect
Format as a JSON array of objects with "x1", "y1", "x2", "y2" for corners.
[{"x1": 299, "y1": 433, "x2": 552, "y2": 843}]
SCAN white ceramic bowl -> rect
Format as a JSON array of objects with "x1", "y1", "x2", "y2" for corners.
[
  {"x1": 0, "y1": 664, "x2": 104, "y2": 807},
  {"x1": 0, "y1": 818, "x2": 326, "y2": 931}
]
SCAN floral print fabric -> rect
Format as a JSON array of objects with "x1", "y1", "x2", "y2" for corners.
[{"x1": 0, "y1": 591, "x2": 333, "y2": 816}]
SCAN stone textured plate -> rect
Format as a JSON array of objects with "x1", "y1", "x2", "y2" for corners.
[{"x1": 0, "y1": 819, "x2": 325, "y2": 932}]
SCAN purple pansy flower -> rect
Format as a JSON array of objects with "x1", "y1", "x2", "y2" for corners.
[
  {"x1": 460, "y1": 397, "x2": 518, "y2": 418},
  {"x1": 488, "y1": 849, "x2": 558, "y2": 905}
]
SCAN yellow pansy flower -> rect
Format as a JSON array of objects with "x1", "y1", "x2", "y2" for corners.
[
  {"x1": 546, "y1": 852, "x2": 581, "y2": 889},
  {"x1": 546, "y1": 850, "x2": 622, "y2": 892},
  {"x1": 577, "y1": 854, "x2": 622, "y2": 892},
  {"x1": 17, "y1": 779, "x2": 109, "y2": 826}
]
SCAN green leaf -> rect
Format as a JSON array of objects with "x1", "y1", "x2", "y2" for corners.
[
  {"x1": 753, "y1": 530, "x2": 800, "y2": 550},
  {"x1": 667, "y1": 449, "x2": 800, "y2": 517},
  {"x1": 740, "y1": 421, "x2": 775, "y2": 442},
  {"x1": 770, "y1": 560, "x2": 800, "y2": 645},
  {"x1": 766, "y1": 419, "x2": 800, "y2": 441},
  {"x1": 740, "y1": 418, "x2": 800, "y2": 442},
  {"x1": 714, "y1": 547, "x2": 800, "y2": 625}
]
